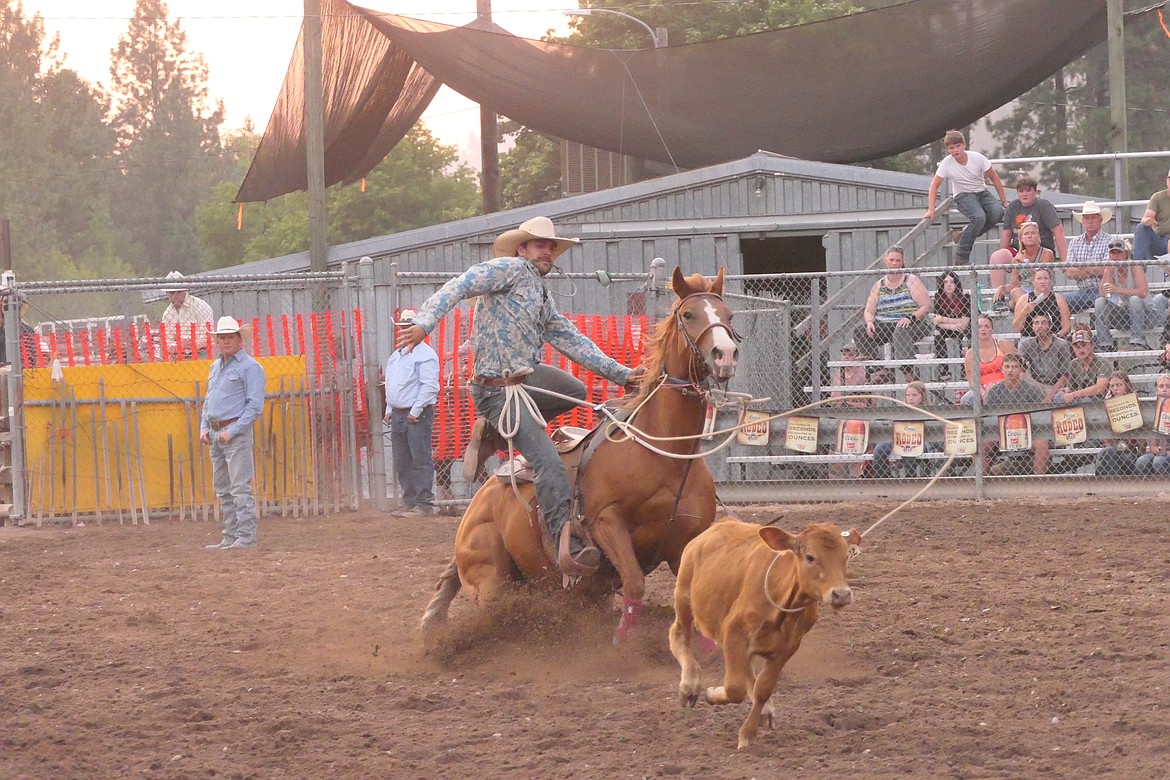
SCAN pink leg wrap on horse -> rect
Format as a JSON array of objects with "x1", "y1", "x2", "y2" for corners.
[
  {"x1": 695, "y1": 634, "x2": 719, "y2": 654},
  {"x1": 612, "y1": 598, "x2": 644, "y2": 645}
]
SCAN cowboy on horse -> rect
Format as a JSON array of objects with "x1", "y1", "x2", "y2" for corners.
[{"x1": 395, "y1": 215, "x2": 645, "y2": 574}]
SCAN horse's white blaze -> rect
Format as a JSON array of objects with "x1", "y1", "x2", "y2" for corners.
[{"x1": 702, "y1": 299, "x2": 738, "y2": 373}]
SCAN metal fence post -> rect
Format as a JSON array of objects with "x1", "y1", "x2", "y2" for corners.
[
  {"x1": 967, "y1": 266, "x2": 985, "y2": 500},
  {"x1": 4, "y1": 282, "x2": 26, "y2": 521},
  {"x1": 337, "y1": 264, "x2": 360, "y2": 509},
  {"x1": 809, "y1": 276, "x2": 822, "y2": 400},
  {"x1": 648, "y1": 257, "x2": 666, "y2": 328},
  {"x1": 358, "y1": 257, "x2": 388, "y2": 510}
]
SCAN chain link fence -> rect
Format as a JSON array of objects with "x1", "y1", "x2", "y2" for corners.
[
  {"x1": 716, "y1": 255, "x2": 1170, "y2": 502},
  {"x1": 3, "y1": 271, "x2": 368, "y2": 524},
  {"x1": 4, "y1": 252, "x2": 1169, "y2": 524}
]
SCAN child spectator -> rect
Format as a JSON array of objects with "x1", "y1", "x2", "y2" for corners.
[
  {"x1": 922, "y1": 129, "x2": 1009, "y2": 265},
  {"x1": 997, "y1": 174, "x2": 1068, "y2": 257},
  {"x1": 1135, "y1": 373, "x2": 1170, "y2": 476},
  {"x1": 872, "y1": 381, "x2": 941, "y2": 478},
  {"x1": 1095, "y1": 371, "x2": 1141, "y2": 477}
]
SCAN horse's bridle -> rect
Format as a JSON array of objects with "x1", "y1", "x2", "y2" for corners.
[{"x1": 672, "y1": 291, "x2": 742, "y2": 386}]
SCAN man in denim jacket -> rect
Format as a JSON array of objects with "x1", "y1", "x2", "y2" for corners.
[{"x1": 396, "y1": 216, "x2": 643, "y2": 573}]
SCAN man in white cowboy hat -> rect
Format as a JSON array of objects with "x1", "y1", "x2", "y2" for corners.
[
  {"x1": 200, "y1": 316, "x2": 266, "y2": 550},
  {"x1": 160, "y1": 270, "x2": 214, "y2": 358},
  {"x1": 395, "y1": 215, "x2": 644, "y2": 574},
  {"x1": 383, "y1": 308, "x2": 440, "y2": 517},
  {"x1": 1062, "y1": 201, "x2": 1115, "y2": 313}
]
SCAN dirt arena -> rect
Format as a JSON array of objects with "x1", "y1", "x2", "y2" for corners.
[{"x1": 2, "y1": 497, "x2": 1168, "y2": 779}]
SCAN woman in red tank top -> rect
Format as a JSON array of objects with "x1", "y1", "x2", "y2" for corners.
[{"x1": 964, "y1": 313, "x2": 1017, "y2": 395}]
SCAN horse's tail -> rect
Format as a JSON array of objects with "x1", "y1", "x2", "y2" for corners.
[{"x1": 421, "y1": 555, "x2": 461, "y2": 635}]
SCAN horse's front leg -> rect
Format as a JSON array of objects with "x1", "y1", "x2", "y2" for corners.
[{"x1": 590, "y1": 510, "x2": 645, "y2": 645}]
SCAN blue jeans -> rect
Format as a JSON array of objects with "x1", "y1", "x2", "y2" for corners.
[
  {"x1": 1063, "y1": 288, "x2": 1099, "y2": 314},
  {"x1": 210, "y1": 427, "x2": 258, "y2": 545},
  {"x1": 955, "y1": 191, "x2": 1005, "y2": 260},
  {"x1": 1092, "y1": 294, "x2": 1168, "y2": 346},
  {"x1": 1133, "y1": 224, "x2": 1169, "y2": 262},
  {"x1": 390, "y1": 406, "x2": 435, "y2": 510},
  {"x1": 872, "y1": 442, "x2": 939, "y2": 478},
  {"x1": 1135, "y1": 452, "x2": 1170, "y2": 475},
  {"x1": 470, "y1": 365, "x2": 586, "y2": 541}
]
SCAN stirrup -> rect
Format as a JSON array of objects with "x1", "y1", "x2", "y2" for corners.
[{"x1": 556, "y1": 523, "x2": 600, "y2": 576}]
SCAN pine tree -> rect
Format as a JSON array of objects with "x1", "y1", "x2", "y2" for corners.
[
  {"x1": 107, "y1": 0, "x2": 223, "y2": 274},
  {"x1": 0, "y1": 1, "x2": 120, "y2": 281}
]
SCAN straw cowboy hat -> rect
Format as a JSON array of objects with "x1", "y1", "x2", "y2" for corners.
[
  {"x1": 491, "y1": 216, "x2": 580, "y2": 260},
  {"x1": 394, "y1": 308, "x2": 418, "y2": 326},
  {"x1": 211, "y1": 316, "x2": 243, "y2": 335},
  {"x1": 1072, "y1": 200, "x2": 1112, "y2": 224},
  {"x1": 162, "y1": 270, "x2": 186, "y2": 293}
]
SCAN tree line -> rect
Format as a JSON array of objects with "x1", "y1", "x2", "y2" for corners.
[{"x1": 0, "y1": 0, "x2": 480, "y2": 289}]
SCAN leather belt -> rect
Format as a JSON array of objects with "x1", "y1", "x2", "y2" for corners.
[
  {"x1": 471, "y1": 375, "x2": 525, "y2": 387},
  {"x1": 391, "y1": 406, "x2": 412, "y2": 414},
  {"x1": 208, "y1": 417, "x2": 239, "y2": 431}
]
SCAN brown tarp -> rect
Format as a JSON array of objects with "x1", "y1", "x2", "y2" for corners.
[{"x1": 237, "y1": 0, "x2": 1111, "y2": 204}]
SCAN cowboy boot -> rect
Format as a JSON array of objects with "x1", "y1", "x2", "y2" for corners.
[{"x1": 462, "y1": 418, "x2": 506, "y2": 483}]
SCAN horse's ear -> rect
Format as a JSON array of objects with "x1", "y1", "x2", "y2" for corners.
[
  {"x1": 710, "y1": 267, "x2": 725, "y2": 296},
  {"x1": 671, "y1": 266, "x2": 690, "y2": 299}
]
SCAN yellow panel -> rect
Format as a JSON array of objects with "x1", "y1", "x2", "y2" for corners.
[{"x1": 22, "y1": 357, "x2": 321, "y2": 518}]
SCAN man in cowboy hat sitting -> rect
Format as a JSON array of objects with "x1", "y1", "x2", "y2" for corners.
[
  {"x1": 160, "y1": 270, "x2": 214, "y2": 358},
  {"x1": 1062, "y1": 201, "x2": 1115, "y2": 314},
  {"x1": 395, "y1": 216, "x2": 644, "y2": 574}
]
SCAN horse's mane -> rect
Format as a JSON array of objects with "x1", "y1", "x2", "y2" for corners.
[{"x1": 613, "y1": 271, "x2": 716, "y2": 410}]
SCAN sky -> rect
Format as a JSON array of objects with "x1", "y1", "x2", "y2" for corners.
[{"x1": 22, "y1": 1, "x2": 576, "y2": 168}]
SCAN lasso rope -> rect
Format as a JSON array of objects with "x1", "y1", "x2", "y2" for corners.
[{"x1": 512, "y1": 384, "x2": 964, "y2": 539}]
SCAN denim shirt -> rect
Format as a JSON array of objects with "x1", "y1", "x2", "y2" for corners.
[
  {"x1": 411, "y1": 256, "x2": 630, "y2": 384},
  {"x1": 201, "y1": 350, "x2": 266, "y2": 438},
  {"x1": 385, "y1": 342, "x2": 439, "y2": 417}
]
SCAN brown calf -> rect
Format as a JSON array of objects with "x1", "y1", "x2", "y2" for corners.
[{"x1": 669, "y1": 517, "x2": 861, "y2": 749}]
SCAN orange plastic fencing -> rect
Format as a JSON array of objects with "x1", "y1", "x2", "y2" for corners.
[
  {"x1": 420, "y1": 310, "x2": 649, "y2": 462},
  {"x1": 39, "y1": 310, "x2": 647, "y2": 464}
]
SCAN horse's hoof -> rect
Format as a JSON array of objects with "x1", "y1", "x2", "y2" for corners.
[{"x1": 680, "y1": 692, "x2": 699, "y2": 708}]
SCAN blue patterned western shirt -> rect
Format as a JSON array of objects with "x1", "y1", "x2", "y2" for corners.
[{"x1": 411, "y1": 257, "x2": 631, "y2": 384}]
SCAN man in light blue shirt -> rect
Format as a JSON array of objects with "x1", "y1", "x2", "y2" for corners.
[
  {"x1": 396, "y1": 216, "x2": 643, "y2": 574},
  {"x1": 384, "y1": 309, "x2": 440, "y2": 517},
  {"x1": 200, "y1": 316, "x2": 266, "y2": 550}
]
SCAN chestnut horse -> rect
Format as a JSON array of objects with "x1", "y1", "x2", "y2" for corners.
[{"x1": 421, "y1": 267, "x2": 740, "y2": 643}]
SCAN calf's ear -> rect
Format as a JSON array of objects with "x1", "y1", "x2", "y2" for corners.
[
  {"x1": 843, "y1": 528, "x2": 862, "y2": 559},
  {"x1": 759, "y1": 525, "x2": 796, "y2": 552}
]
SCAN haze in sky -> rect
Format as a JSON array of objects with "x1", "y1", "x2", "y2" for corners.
[{"x1": 22, "y1": 1, "x2": 574, "y2": 167}]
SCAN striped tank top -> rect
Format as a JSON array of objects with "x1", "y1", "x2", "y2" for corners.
[{"x1": 874, "y1": 278, "x2": 917, "y2": 323}]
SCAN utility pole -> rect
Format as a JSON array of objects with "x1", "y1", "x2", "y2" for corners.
[
  {"x1": 1106, "y1": 0, "x2": 1128, "y2": 206},
  {"x1": 478, "y1": 0, "x2": 500, "y2": 214},
  {"x1": 304, "y1": 0, "x2": 329, "y2": 285}
]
